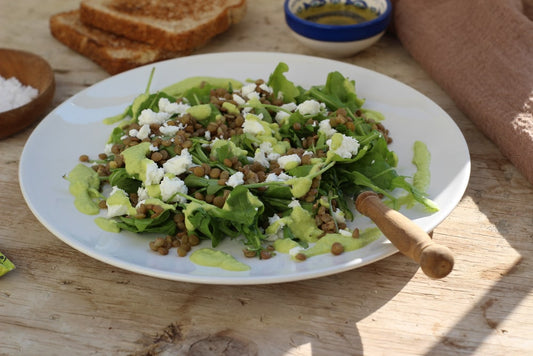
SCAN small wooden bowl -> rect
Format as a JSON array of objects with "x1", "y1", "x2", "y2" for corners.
[{"x1": 0, "y1": 48, "x2": 55, "y2": 139}]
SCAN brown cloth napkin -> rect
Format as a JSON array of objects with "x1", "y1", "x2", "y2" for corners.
[{"x1": 392, "y1": 0, "x2": 533, "y2": 184}]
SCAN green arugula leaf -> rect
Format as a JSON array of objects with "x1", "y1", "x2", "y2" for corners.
[
  {"x1": 183, "y1": 174, "x2": 227, "y2": 196},
  {"x1": 185, "y1": 206, "x2": 232, "y2": 246},
  {"x1": 305, "y1": 71, "x2": 365, "y2": 120},
  {"x1": 117, "y1": 210, "x2": 177, "y2": 235},
  {"x1": 390, "y1": 176, "x2": 439, "y2": 212},
  {"x1": 222, "y1": 186, "x2": 264, "y2": 226},
  {"x1": 230, "y1": 133, "x2": 262, "y2": 154},
  {"x1": 267, "y1": 62, "x2": 300, "y2": 103},
  {"x1": 210, "y1": 139, "x2": 248, "y2": 164},
  {"x1": 181, "y1": 187, "x2": 267, "y2": 251},
  {"x1": 109, "y1": 168, "x2": 142, "y2": 194},
  {"x1": 108, "y1": 126, "x2": 125, "y2": 144}
]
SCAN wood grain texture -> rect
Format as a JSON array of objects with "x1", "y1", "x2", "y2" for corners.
[{"x1": 1, "y1": 1, "x2": 532, "y2": 355}]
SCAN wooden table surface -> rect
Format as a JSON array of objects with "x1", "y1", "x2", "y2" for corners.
[{"x1": 1, "y1": 1, "x2": 532, "y2": 355}]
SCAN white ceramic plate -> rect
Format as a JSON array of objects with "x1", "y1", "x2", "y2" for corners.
[{"x1": 19, "y1": 52, "x2": 470, "y2": 285}]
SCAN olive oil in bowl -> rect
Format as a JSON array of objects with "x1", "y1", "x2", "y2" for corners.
[{"x1": 297, "y1": 4, "x2": 378, "y2": 26}]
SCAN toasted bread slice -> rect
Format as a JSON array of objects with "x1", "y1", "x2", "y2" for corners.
[
  {"x1": 79, "y1": 0, "x2": 247, "y2": 52},
  {"x1": 50, "y1": 10, "x2": 189, "y2": 74}
]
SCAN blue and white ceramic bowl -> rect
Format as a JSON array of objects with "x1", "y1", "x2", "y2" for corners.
[{"x1": 284, "y1": 0, "x2": 392, "y2": 57}]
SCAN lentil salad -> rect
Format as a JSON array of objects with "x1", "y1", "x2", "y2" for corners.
[{"x1": 66, "y1": 62, "x2": 437, "y2": 262}]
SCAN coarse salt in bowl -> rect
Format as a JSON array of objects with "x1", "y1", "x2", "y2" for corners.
[
  {"x1": 0, "y1": 48, "x2": 55, "y2": 139},
  {"x1": 284, "y1": 0, "x2": 392, "y2": 57},
  {"x1": 0, "y1": 76, "x2": 39, "y2": 113}
]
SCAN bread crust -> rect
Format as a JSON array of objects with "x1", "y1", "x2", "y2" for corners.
[
  {"x1": 50, "y1": 10, "x2": 189, "y2": 74},
  {"x1": 79, "y1": 0, "x2": 247, "y2": 51}
]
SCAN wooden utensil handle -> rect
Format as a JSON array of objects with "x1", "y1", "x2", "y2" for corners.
[{"x1": 355, "y1": 191, "x2": 454, "y2": 279}]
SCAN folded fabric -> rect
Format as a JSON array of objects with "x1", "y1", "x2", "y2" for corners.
[{"x1": 392, "y1": 0, "x2": 533, "y2": 184}]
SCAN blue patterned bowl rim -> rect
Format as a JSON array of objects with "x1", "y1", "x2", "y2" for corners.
[{"x1": 284, "y1": 0, "x2": 393, "y2": 42}]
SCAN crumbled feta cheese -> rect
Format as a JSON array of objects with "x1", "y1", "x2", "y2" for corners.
[
  {"x1": 339, "y1": 229, "x2": 352, "y2": 237},
  {"x1": 242, "y1": 116, "x2": 265, "y2": 135},
  {"x1": 274, "y1": 110, "x2": 291, "y2": 124},
  {"x1": 106, "y1": 187, "x2": 130, "y2": 218},
  {"x1": 332, "y1": 208, "x2": 346, "y2": 224},
  {"x1": 204, "y1": 130, "x2": 211, "y2": 140},
  {"x1": 226, "y1": 171, "x2": 245, "y2": 187},
  {"x1": 268, "y1": 214, "x2": 283, "y2": 226},
  {"x1": 278, "y1": 172, "x2": 292, "y2": 180},
  {"x1": 277, "y1": 154, "x2": 301, "y2": 169},
  {"x1": 265, "y1": 172, "x2": 292, "y2": 182},
  {"x1": 268, "y1": 152, "x2": 281, "y2": 161},
  {"x1": 318, "y1": 119, "x2": 337, "y2": 138},
  {"x1": 159, "y1": 123, "x2": 183, "y2": 136},
  {"x1": 240, "y1": 83, "x2": 257, "y2": 98},
  {"x1": 160, "y1": 176, "x2": 188, "y2": 203},
  {"x1": 281, "y1": 102, "x2": 298, "y2": 112},
  {"x1": 135, "y1": 199, "x2": 146, "y2": 209},
  {"x1": 104, "y1": 143, "x2": 114, "y2": 156},
  {"x1": 246, "y1": 92, "x2": 260, "y2": 101},
  {"x1": 265, "y1": 173, "x2": 279, "y2": 182},
  {"x1": 109, "y1": 186, "x2": 124, "y2": 196},
  {"x1": 209, "y1": 137, "x2": 220, "y2": 147},
  {"x1": 138, "y1": 108, "x2": 170, "y2": 125},
  {"x1": 327, "y1": 134, "x2": 360, "y2": 159},
  {"x1": 232, "y1": 93, "x2": 246, "y2": 106},
  {"x1": 145, "y1": 161, "x2": 165, "y2": 185},
  {"x1": 137, "y1": 187, "x2": 149, "y2": 201},
  {"x1": 259, "y1": 141, "x2": 274, "y2": 154},
  {"x1": 289, "y1": 245, "x2": 305, "y2": 257},
  {"x1": 149, "y1": 144, "x2": 159, "y2": 152},
  {"x1": 253, "y1": 142, "x2": 279, "y2": 168},
  {"x1": 135, "y1": 200, "x2": 148, "y2": 212},
  {"x1": 259, "y1": 83, "x2": 273, "y2": 94},
  {"x1": 288, "y1": 199, "x2": 301, "y2": 208},
  {"x1": 107, "y1": 204, "x2": 129, "y2": 219},
  {"x1": 254, "y1": 149, "x2": 270, "y2": 168},
  {"x1": 297, "y1": 100, "x2": 324, "y2": 115},
  {"x1": 136, "y1": 124, "x2": 151, "y2": 140},
  {"x1": 302, "y1": 150, "x2": 313, "y2": 156},
  {"x1": 162, "y1": 148, "x2": 193, "y2": 176},
  {"x1": 129, "y1": 129, "x2": 139, "y2": 137},
  {"x1": 158, "y1": 97, "x2": 190, "y2": 115}
]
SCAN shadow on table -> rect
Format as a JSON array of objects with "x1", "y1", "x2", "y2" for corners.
[
  {"x1": 426, "y1": 158, "x2": 533, "y2": 355},
  {"x1": 426, "y1": 256, "x2": 529, "y2": 355}
]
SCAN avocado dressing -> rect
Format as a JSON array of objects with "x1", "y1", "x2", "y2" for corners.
[
  {"x1": 190, "y1": 248, "x2": 251, "y2": 271},
  {"x1": 274, "y1": 227, "x2": 381, "y2": 259}
]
